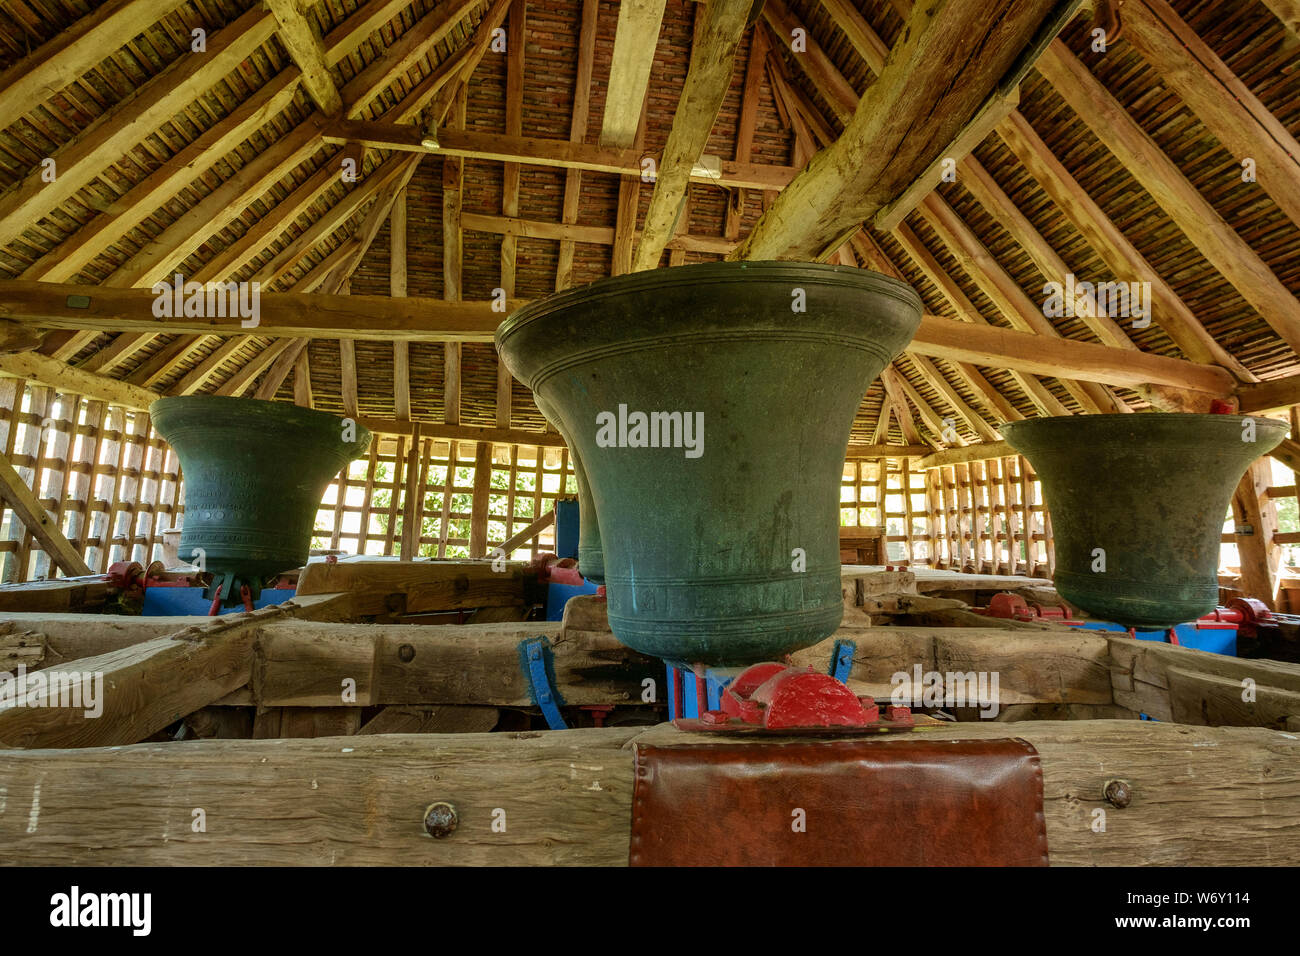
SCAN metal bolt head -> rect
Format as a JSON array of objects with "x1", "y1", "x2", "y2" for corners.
[
  {"x1": 423, "y1": 801, "x2": 458, "y2": 838},
  {"x1": 1103, "y1": 778, "x2": 1132, "y2": 808},
  {"x1": 397, "y1": 643, "x2": 416, "y2": 663}
]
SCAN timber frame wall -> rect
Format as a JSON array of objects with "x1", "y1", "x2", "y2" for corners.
[
  {"x1": 11, "y1": 373, "x2": 1300, "y2": 591},
  {"x1": 0, "y1": 379, "x2": 576, "y2": 582},
  {"x1": 0, "y1": 378, "x2": 180, "y2": 582},
  {"x1": 841, "y1": 454, "x2": 1055, "y2": 576}
]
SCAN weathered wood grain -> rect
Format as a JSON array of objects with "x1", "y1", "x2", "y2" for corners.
[
  {"x1": 295, "y1": 559, "x2": 527, "y2": 616},
  {"x1": 251, "y1": 620, "x2": 661, "y2": 708},
  {"x1": 1109, "y1": 635, "x2": 1300, "y2": 725},
  {"x1": 0, "y1": 720, "x2": 1295, "y2": 866},
  {"x1": 0, "y1": 600, "x2": 326, "y2": 749}
]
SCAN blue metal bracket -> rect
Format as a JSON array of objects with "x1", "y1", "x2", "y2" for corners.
[
  {"x1": 519, "y1": 636, "x2": 568, "y2": 730},
  {"x1": 829, "y1": 639, "x2": 856, "y2": 684}
]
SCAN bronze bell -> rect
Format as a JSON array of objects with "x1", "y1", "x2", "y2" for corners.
[
  {"x1": 1000, "y1": 413, "x2": 1287, "y2": 628},
  {"x1": 497, "y1": 261, "x2": 922, "y2": 665},
  {"x1": 151, "y1": 396, "x2": 371, "y2": 601},
  {"x1": 535, "y1": 394, "x2": 604, "y2": 583}
]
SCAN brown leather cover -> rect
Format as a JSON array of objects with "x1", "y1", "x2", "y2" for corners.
[{"x1": 629, "y1": 738, "x2": 1048, "y2": 866}]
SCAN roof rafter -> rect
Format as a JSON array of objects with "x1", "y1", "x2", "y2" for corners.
[
  {"x1": 266, "y1": 0, "x2": 342, "y2": 115},
  {"x1": 599, "y1": 0, "x2": 670, "y2": 148},
  {"x1": 1035, "y1": 39, "x2": 1300, "y2": 357},
  {"x1": 732, "y1": 0, "x2": 1077, "y2": 259},
  {"x1": 632, "y1": 0, "x2": 754, "y2": 270}
]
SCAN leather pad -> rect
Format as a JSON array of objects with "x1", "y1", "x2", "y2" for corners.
[{"x1": 629, "y1": 738, "x2": 1048, "y2": 866}]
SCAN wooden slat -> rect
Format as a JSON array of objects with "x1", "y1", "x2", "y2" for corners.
[
  {"x1": 0, "y1": 455, "x2": 92, "y2": 577},
  {"x1": 1036, "y1": 40, "x2": 1300, "y2": 356},
  {"x1": 632, "y1": 0, "x2": 753, "y2": 270},
  {"x1": 599, "y1": 0, "x2": 669, "y2": 148},
  {"x1": 266, "y1": 0, "x2": 342, "y2": 114}
]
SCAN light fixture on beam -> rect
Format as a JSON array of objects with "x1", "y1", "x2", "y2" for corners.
[
  {"x1": 420, "y1": 121, "x2": 440, "y2": 151},
  {"x1": 690, "y1": 154, "x2": 722, "y2": 181}
]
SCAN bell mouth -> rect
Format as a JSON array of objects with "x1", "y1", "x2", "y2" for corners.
[
  {"x1": 495, "y1": 260, "x2": 923, "y2": 390},
  {"x1": 1000, "y1": 412, "x2": 1289, "y2": 449},
  {"x1": 151, "y1": 395, "x2": 372, "y2": 448}
]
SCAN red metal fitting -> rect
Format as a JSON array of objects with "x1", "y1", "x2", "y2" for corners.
[
  {"x1": 107, "y1": 560, "x2": 146, "y2": 598},
  {"x1": 884, "y1": 705, "x2": 914, "y2": 726},
  {"x1": 579, "y1": 704, "x2": 615, "y2": 727},
  {"x1": 721, "y1": 663, "x2": 871, "y2": 729}
]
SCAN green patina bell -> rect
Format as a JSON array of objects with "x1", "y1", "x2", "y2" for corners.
[
  {"x1": 151, "y1": 396, "x2": 371, "y2": 600},
  {"x1": 1001, "y1": 413, "x2": 1287, "y2": 629},
  {"x1": 497, "y1": 261, "x2": 922, "y2": 665},
  {"x1": 535, "y1": 394, "x2": 604, "y2": 583}
]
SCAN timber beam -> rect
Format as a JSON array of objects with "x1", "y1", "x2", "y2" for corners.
[
  {"x1": 732, "y1": 0, "x2": 1081, "y2": 259},
  {"x1": 0, "y1": 598, "x2": 349, "y2": 749},
  {"x1": 0, "y1": 719, "x2": 1294, "y2": 865},
  {"x1": 0, "y1": 282, "x2": 1234, "y2": 397},
  {"x1": 909, "y1": 315, "x2": 1233, "y2": 397},
  {"x1": 0, "y1": 458, "x2": 92, "y2": 577},
  {"x1": 631, "y1": 0, "x2": 754, "y2": 270},
  {"x1": 323, "y1": 122, "x2": 798, "y2": 191}
]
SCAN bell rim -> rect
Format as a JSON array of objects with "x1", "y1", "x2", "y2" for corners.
[
  {"x1": 1001, "y1": 412, "x2": 1288, "y2": 443},
  {"x1": 150, "y1": 394, "x2": 373, "y2": 451},
  {"x1": 494, "y1": 260, "x2": 923, "y2": 348}
]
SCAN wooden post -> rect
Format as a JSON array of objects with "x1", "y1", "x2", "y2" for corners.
[
  {"x1": 400, "y1": 424, "x2": 423, "y2": 560},
  {"x1": 470, "y1": 441, "x2": 493, "y2": 558},
  {"x1": 1234, "y1": 458, "x2": 1280, "y2": 607},
  {"x1": 0, "y1": 454, "x2": 92, "y2": 577}
]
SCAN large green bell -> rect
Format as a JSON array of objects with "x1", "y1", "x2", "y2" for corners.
[
  {"x1": 151, "y1": 396, "x2": 371, "y2": 595},
  {"x1": 1000, "y1": 413, "x2": 1287, "y2": 629},
  {"x1": 497, "y1": 261, "x2": 922, "y2": 665},
  {"x1": 534, "y1": 394, "x2": 604, "y2": 583}
]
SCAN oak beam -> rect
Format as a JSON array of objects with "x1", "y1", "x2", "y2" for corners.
[
  {"x1": 1035, "y1": 40, "x2": 1300, "y2": 356},
  {"x1": 733, "y1": 0, "x2": 1074, "y2": 259},
  {"x1": 1122, "y1": 0, "x2": 1300, "y2": 230},
  {"x1": 0, "y1": 457, "x2": 93, "y2": 577},
  {"x1": 0, "y1": 8, "x2": 278, "y2": 253},
  {"x1": 600, "y1": 0, "x2": 670, "y2": 148},
  {"x1": 266, "y1": 0, "x2": 343, "y2": 114},
  {"x1": 632, "y1": 0, "x2": 753, "y2": 271},
  {"x1": 910, "y1": 314, "x2": 1233, "y2": 397},
  {"x1": 0, "y1": 351, "x2": 160, "y2": 410},
  {"x1": 325, "y1": 122, "x2": 798, "y2": 190}
]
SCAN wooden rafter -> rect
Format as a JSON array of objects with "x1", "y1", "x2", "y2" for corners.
[
  {"x1": 1035, "y1": 40, "x2": 1300, "y2": 357},
  {"x1": 600, "y1": 0, "x2": 670, "y2": 148},
  {"x1": 1123, "y1": 0, "x2": 1300, "y2": 229},
  {"x1": 851, "y1": 232, "x2": 1024, "y2": 425},
  {"x1": 392, "y1": 188, "x2": 411, "y2": 422},
  {"x1": 341, "y1": 0, "x2": 483, "y2": 118},
  {"x1": 0, "y1": 7, "x2": 278, "y2": 252},
  {"x1": 328, "y1": 122, "x2": 798, "y2": 190},
  {"x1": 819, "y1": 0, "x2": 1248, "y2": 381},
  {"x1": 994, "y1": 112, "x2": 1253, "y2": 379},
  {"x1": 555, "y1": 0, "x2": 601, "y2": 291},
  {"x1": 733, "y1": 0, "x2": 1073, "y2": 259},
  {"x1": 443, "y1": 86, "x2": 468, "y2": 428},
  {"x1": 1258, "y1": 0, "x2": 1300, "y2": 46},
  {"x1": 761, "y1": 29, "x2": 1084, "y2": 417},
  {"x1": 498, "y1": 0, "x2": 526, "y2": 427},
  {"x1": 104, "y1": 120, "x2": 327, "y2": 289},
  {"x1": 266, "y1": 0, "x2": 342, "y2": 115},
  {"x1": 632, "y1": 0, "x2": 753, "y2": 271}
]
